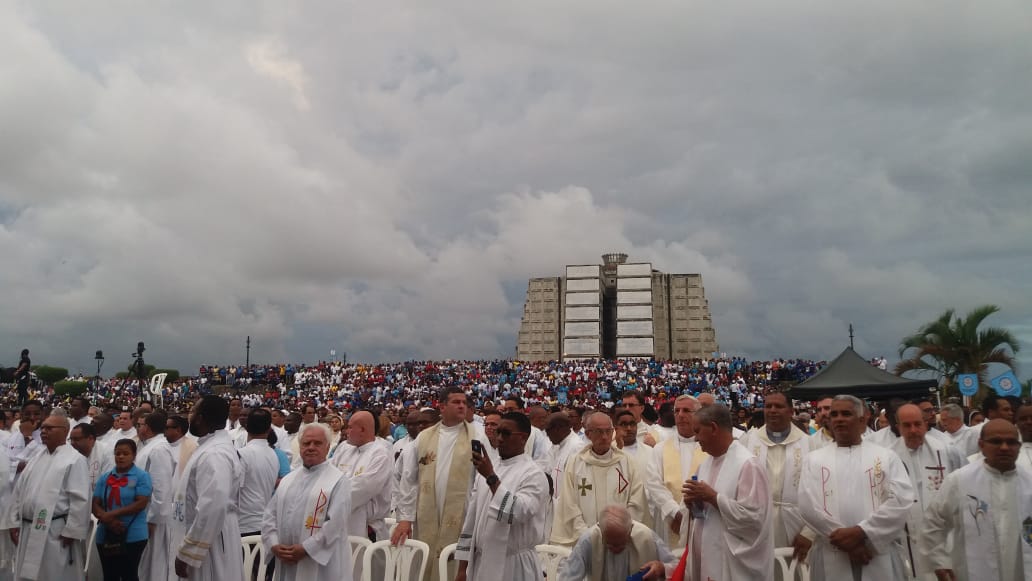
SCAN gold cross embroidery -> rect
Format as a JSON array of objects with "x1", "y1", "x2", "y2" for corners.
[{"x1": 578, "y1": 478, "x2": 593, "y2": 497}]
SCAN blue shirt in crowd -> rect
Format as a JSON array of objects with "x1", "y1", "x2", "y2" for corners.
[{"x1": 93, "y1": 464, "x2": 152, "y2": 543}]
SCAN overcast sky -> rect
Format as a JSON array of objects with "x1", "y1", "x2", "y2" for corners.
[{"x1": 2, "y1": 0, "x2": 1030, "y2": 379}]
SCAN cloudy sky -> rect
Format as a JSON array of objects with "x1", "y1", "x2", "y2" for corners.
[{"x1": 2, "y1": 0, "x2": 1030, "y2": 379}]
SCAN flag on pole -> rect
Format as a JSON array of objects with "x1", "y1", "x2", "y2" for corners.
[
  {"x1": 956, "y1": 373, "x2": 979, "y2": 397},
  {"x1": 990, "y1": 370, "x2": 1021, "y2": 397}
]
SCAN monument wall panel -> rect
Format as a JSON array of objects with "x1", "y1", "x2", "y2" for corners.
[
  {"x1": 566, "y1": 265, "x2": 601, "y2": 278},
  {"x1": 617, "y1": 263, "x2": 652, "y2": 277},
  {"x1": 565, "y1": 292, "x2": 600, "y2": 306},
  {"x1": 566, "y1": 279, "x2": 600, "y2": 292},
  {"x1": 618, "y1": 321, "x2": 654, "y2": 336},
  {"x1": 617, "y1": 291, "x2": 653, "y2": 305},
  {"x1": 617, "y1": 277, "x2": 651, "y2": 290},
  {"x1": 565, "y1": 306, "x2": 600, "y2": 321},
  {"x1": 618, "y1": 305, "x2": 653, "y2": 319},
  {"x1": 564, "y1": 321, "x2": 600, "y2": 336}
]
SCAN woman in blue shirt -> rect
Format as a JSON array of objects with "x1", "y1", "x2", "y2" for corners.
[{"x1": 92, "y1": 439, "x2": 152, "y2": 581}]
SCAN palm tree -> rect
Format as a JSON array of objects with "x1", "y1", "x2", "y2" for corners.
[{"x1": 895, "y1": 305, "x2": 1020, "y2": 394}]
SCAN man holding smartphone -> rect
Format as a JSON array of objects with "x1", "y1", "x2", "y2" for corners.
[{"x1": 455, "y1": 412, "x2": 551, "y2": 581}]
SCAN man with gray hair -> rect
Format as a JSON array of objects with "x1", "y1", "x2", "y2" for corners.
[
  {"x1": 938, "y1": 403, "x2": 979, "y2": 457},
  {"x1": 557, "y1": 505, "x2": 676, "y2": 581},
  {"x1": 680, "y1": 403, "x2": 773, "y2": 580},
  {"x1": 6, "y1": 414, "x2": 91, "y2": 580},
  {"x1": 644, "y1": 394, "x2": 707, "y2": 547},
  {"x1": 799, "y1": 395, "x2": 914, "y2": 580}
]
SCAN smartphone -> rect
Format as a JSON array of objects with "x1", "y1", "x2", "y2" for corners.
[
  {"x1": 626, "y1": 571, "x2": 646, "y2": 581},
  {"x1": 471, "y1": 440, "x2": 484, "y2": 455}
]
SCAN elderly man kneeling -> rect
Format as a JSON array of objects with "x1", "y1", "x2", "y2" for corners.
[{"x1": 557, "y1": 506, "x2": 677, "y2": 581}]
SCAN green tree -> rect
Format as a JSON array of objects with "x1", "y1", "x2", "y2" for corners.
[
  {"x1": 895, "y1": 305, "x2": 1020, "y2": 396},
  {"x1": 32, "y1": 366, "x2": 69, "y2": 385},
  {"x1": 54, "y1": 380, "x2": 88, "y2": 396}
]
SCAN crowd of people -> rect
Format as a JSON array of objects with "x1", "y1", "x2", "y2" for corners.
[{"x1": 0, "y1": 368, "x2": 1028, "y2": 580}]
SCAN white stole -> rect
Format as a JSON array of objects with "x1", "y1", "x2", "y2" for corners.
[
  {"x1": 957, "y1": 466, "x2": 1032, "y2": 580},
  {"x1": 275, "y1": 463, "x2": 344, "y2": 580},
  {"x1": 690, "y1": 442, "x2": 753, "y2": 581},
  {"x1": 19, "y1": 450, "x2": 68, "y2": 580}
]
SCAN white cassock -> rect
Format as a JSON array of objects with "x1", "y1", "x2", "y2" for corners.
[
  {"x1": 236, "y1": 440, "x2": 281, "y2": 535},
  {"x1": 84, "y1": 444, "x2": 115, "y2": 501},
  {"x1": 1018, "y1": 442, "x2": 1032, "y2": 472},
  {"x1": 524, "y1": 427, "x2": 552, "y2": 473},
  {"x1": 261, "y1": 461, "x2": 352, "y2": 581},
  {"x1": 620, "y1": 442, "x2": 657, "y2": 531},
  {"x1": 920, "y1": 461, "x2": 1032, "y2": 581},
  {"x1": 644, "y1": 434, "x2": 707, "y2": 548},
  {"x1": 739, "y1": 425, "x2": 814, "y2": 549},
  {"x1": 943, "y1": 425, "x2": 980, "y2": 458},
  {"x1": 546, "y1": 432, "x2": 586, "y2": 502},
  {"x1": 809, "y1": 428, "x2": 834, "y2": 450},
  {"x1": 799, "y1": 441, "x2": 915, "y2": 580},
  {"x1": 685, "y1": 440, "x2": 773, "y2": 581},
  {"x1": 169, "y1": 430, "x2": 244, "y2": 581},
  {"x1": 455, "y1": 453, "x2": 550, "y2": 581},
  {"x1": 889, "y1": 436, "x2": 966, "y2": 579},
  {"x1": 550, "y1": 447, "x2": 646, "y2": 546},
  {"x1": 331, "y1": 440, "x2": 393, "y2": 539},
  {"x1": 136, "y1": 436, "x2": 177, "y2": 581},
  {"x1": 5, "y1": 444, "x2": 90, "y2": 581}
]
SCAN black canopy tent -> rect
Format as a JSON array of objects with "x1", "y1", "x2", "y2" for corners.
[{"x1": 789, "y1": 346, "x2": 938, "y2": 401}]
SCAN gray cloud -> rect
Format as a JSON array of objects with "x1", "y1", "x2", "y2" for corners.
[{"x1": 1, "y1": 0, "x2": 1029, "y2": 379}]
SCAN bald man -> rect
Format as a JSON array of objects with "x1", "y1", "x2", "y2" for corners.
[
  {"x1": 890, "y1": 403, "x2": 965, "y2": 579},
  {"x1": 332, "y1": 411, "x2": 394, "y2": 540},
  {"x1": 544, "y1": 412, "x2": 586, "y2": 503}
]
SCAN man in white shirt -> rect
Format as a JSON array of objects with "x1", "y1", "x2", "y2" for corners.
[
  {"x1": 799, "y1": 395, "x2": 914, "y2": 580},
  {"x1": 621, "y1": 391, "x2": 659, "y2": 446},
  {"x1": 921, "y1": 419, "x2": 1032, "y2": 580},
  {"x1": 136, "y1": 412, "x2": 177, "y2": 581},
  {"x1": 332, "y1": 410, "x2": 393, "y2": 540},
  {"x1": 645, "y1": 395, "x2": 707, "y2": 548},
  {"x1": 68, "y1": 396, "x2": 92, "y2": 428},
  {"x1": 1017, "y1": 404, "x2": 1032, "y2": 471},
  {"x1": 455, "y1": 412, "x2": 551, "y2": 581},
  {"x1": 237, "y1": 409, "x2": 281, "y2": 536},
  {"x1": 890, "y1": 403, "x2": 965, "y2": 579},
  {"x1": 559, "y1": 505, "x2": 676, "y2": 581},
  {"x1": 809, "y1": 397, "x2": 835, "y2": 448},
  {"x1": 682, "y1": 404, "x2": 773, "y2": 580},
  {"x1": 939, "y1": 403, "x2": 980, "y2": 457},
  {"x1": 544, "y1": 411, "x2": 586, "y2": 502},
  {"x1": 500, "y1": 397, "x2": 550, "y2": 471}
]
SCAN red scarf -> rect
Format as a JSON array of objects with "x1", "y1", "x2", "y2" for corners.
[{"x1": 106, "y1": 473, "x2": 129, "y2": 509}]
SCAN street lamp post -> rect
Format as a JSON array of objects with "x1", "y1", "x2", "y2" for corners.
[{"x1": 95, "y1": 350, "x2": 105, "y2": 378}]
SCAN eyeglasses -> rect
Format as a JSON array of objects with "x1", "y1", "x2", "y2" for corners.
[
  {"x1": 586, "y1": 428, "x2": 615, "y2": 435},
  {"x1": 983, "y1": 438, "x2": 1021, "y2": 447},
  {"x1": 496, "y1": 429, "x2": 528, "y2": 438}
]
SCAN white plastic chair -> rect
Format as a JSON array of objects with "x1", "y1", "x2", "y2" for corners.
[
  {"x1": 438, "y1": 542, "x2": 457, "y2": 581},
  {"x1": 535, "y1": 544, "x2": 572, "y2": 580},
  {"x1": 361, "y1": 539, "x2": 430, "y2": 581},
  {"x1": 349, "y1": 536, "x2": 373, "y2": 579},
  {"x1": 773, "y1": 547, "x2": 810, "y2": 581},
  {"x1": 241, "y1": 534, "x2": 267, "y2": 581}
]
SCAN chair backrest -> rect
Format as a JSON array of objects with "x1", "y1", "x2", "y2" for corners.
[
  {"x1": 349, "y1": 536, "x2": 373, "y2": 579},
  {"x1": 438, "y1": 542, "x2": 457, "y2": 581},
  {"x1": 535, "y1": 544, "x2": 572, "y2": 580},
  {"x1": 241, "y1": 534, "x2": 267, "y2": 581},
  {"x1": 773, "y1": 547, "x2": 810, "y2": 581},
  {"x1": 362, "y1": 539, "x2": 430, "y2": 581}
]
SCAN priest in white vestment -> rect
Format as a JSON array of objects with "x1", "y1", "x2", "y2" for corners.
[
  {"x1": 544, "y1": 412, "x2": 587, "y2": 503},
  {"x1": 939, "y1": 403, "x2": 980, "y2": 457},
  {"x1": 135, "y1": 413, "x2": 177, "y2": 581},
  {"x1": 263, "y1": 422, "x2": 352, "y2": 581},
  {"x1": 920, "y1": 419, "x2": 1032, "y2": 581},
  {"x1": 615, "y1": 410, "x2": 658, "y2": 531},
  {"x1": 331, "y1": 411, "x2": 393, "y2": 540},
  {"x1": 558, "y1": 505, "x2": 677, "y2": 581},
  {"x1": 739, "y1": 391, "x2": 815, "y2": 561},
  {"x1": 393, "y1": 388, "x2": 484, "y2": 581},
  {"x1": 455, "y1": 412, "x2": 550, "y2": 581},
  {"x1": 5, "y1": 415, "x2": 91, "y2": 581},
  {"x1": 1016, "y1": 403, "x2": 1032, "y2": 471},
  {"x1": 170, "y1": 396, "x2": 245, "y2": 581},
  {"x1": 889, "y1": 404, "x2": 966, "y2": 579},
  {"x1": 681, "y1": 403, "x2": 773, "y2": 581},
  {"x1": 644, "y1": 395, "x2": 707, "y2": 549},
  {"x1": 799, "y1": 395, "x2": 915, "y2": 581},
  {"x1": 551, "y1": 413, "x2": 647, "y2": 546}
]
